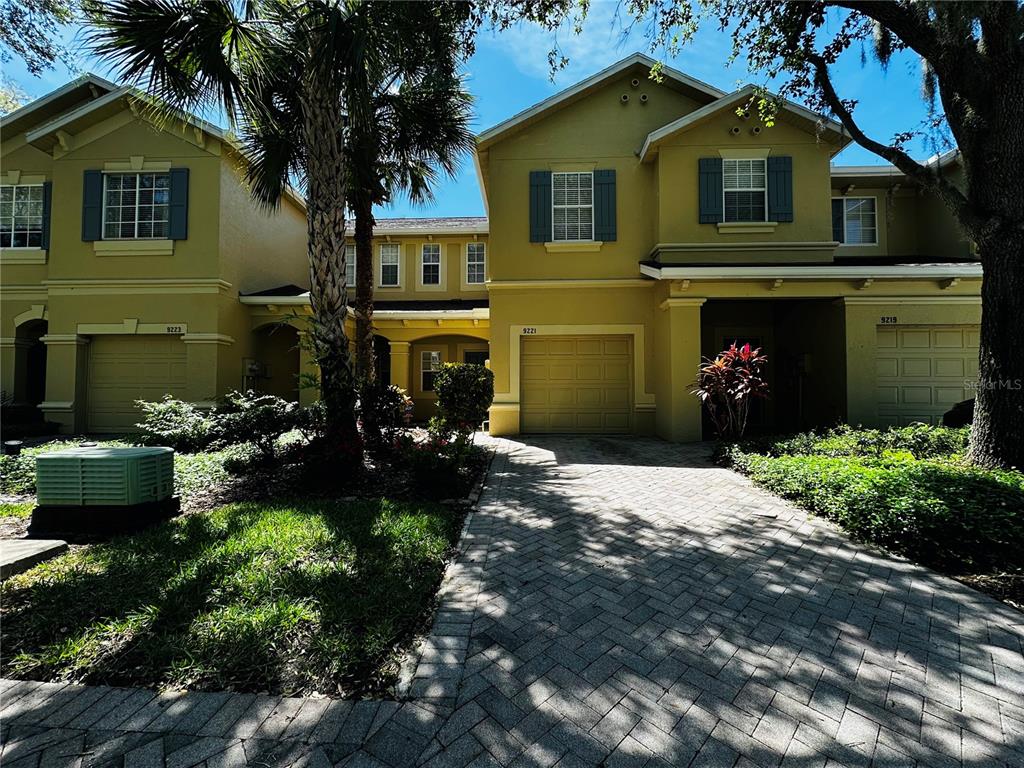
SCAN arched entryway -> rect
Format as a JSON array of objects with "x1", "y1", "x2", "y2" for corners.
[{"x1": 251, "y1": 323, "x2": 301, "y2": 402}]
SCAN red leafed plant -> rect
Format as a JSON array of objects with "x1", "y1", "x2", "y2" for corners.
[{"x1": 692, "y1": 343, "x2": 770, "y2": 441}]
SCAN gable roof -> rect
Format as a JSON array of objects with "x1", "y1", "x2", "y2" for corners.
[
  {"x1": 4, "y1": 75, "x2": 306, "y2": 213},
  {"x1": 639, "y1": 85, "x2": 849, "y2": 161},
  {"x1": 476, "y1": 53, "x2": 725, "y2": 151},
  {"x1": 1, "y1": 74, "x2": 118, "y2": 138}
]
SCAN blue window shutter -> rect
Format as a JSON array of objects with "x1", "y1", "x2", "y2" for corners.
[
  {"x1": 40, "y1": 181, "x2": 53, "y2": 250},
  {"x1": 767, "y1": 156, "x2": 793, "y2": 222},
  {"x1": 168, "y1": 167, "x2": 189, "y2": 240},
  {"x1": 831, "y1": 199, "x2": 845, "y2": 243},
  {"x1": 529, "y1": 171, "x2": 552, "y2": 242},
  {"x1": 698, "y1": 158, "x2": 723, "y2": 223},
  {"x1": 81, "y1": 170, "x2": 103, "y2": 241},
  {"x1": 593, "y1": 169, "x2": 616, "y2": 242}
]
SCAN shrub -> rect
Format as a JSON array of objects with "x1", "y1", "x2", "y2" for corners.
[
  {"x1": 733, "y1": 451, "x2": 1023, "y2": 572},
  {"x1": 215, "y1": 391, "x2": 299, "y2": 460},
  {"x1": 0, "y1": 453, "x2": 36, "y2": 496},
  {"x1": 359, "y1": 382, "x2": 412, "y2": 450},
  {"x1": 728, "y1": 423, "x2": 971, "y2": 461},
  {"x1": 393, "y1": 434, "x2": 479, "y2": 500},
  {"x1": 136, "y1": 396, "x2": 218, "y2": 453},
  {"x1": 692, "y1": 343, "x2": 769, "y2": 441},
  {"x1": 431, "y1": 363, "x2": 494, "y2": 447}
]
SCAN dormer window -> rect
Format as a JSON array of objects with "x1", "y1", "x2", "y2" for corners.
[
  {"x1": 552, "y1": 171, "x2": 593, "y2": 241},
  {"x1": 723, "y1": 159, "x2": 767, "y2": 222}
]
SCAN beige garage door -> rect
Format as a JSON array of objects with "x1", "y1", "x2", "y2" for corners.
[
  {"x1": 520, "y1": 335, "x2": 632, "y2": 433},
  {"x1": 876, "y1": 325, "x2": 979, "y2": 426},
  {"x1": 88, "y1": 336, "x2": 188, "y2": 433}
]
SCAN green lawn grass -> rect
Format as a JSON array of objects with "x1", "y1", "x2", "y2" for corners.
[
  {"x1": 1, "y1": 497, "x2": 463, "y2": 695},
  {"x1": 0, "y1": 501, "x2": 34, "y2": 518}
]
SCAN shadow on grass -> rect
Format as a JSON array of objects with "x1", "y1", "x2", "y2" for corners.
[{"x1": 0, "y1": 497, "x2": 464, "y2": 697}]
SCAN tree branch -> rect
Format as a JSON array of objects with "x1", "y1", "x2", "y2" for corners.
[
  {"x1": 806, "y1": 51, "x2": 983, "y2": 233},
  {"x1": 821, "y1": 0, "x2": 938, "y2": 63}
]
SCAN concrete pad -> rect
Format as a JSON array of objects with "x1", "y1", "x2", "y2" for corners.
[{"x1": 0, "y1": 538, "x2": 67, "y2": 579}]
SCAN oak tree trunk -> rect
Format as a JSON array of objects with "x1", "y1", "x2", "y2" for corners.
[
  {"x1": 959, "y1": 61, "x2": 1024, "y2": 469},
  {"x1": 968, "y1": 229, "x2": 1024, "y2": 468},
  {"x1": 301, "y1": 85, "x2": 361, "y2": 463},
  {"x1": 353, "y1": 194, "x2": 376, "y2": 383}
]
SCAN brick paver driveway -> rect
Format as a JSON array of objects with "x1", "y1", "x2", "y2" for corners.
[
  {"x1": 2, "y1": 436, "x2": 1022, "y2": 767},
  {"x1": 404, "y1": 436, "x2": 1023, "y2": 768}
]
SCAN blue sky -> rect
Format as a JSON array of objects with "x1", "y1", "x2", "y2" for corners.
[{"x1": 5, "y1": 3, "x2": 952, "y2": 219}]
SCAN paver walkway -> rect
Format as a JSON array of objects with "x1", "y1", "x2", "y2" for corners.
[{"x1": 2, "y1": 436, "x2": 1022, "y2": 767}]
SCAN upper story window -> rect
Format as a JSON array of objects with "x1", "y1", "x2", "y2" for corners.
[
  {"x1": 466, "y1": 242, "x2": 485, "y2": 284},
  {"x1": 103, "y1": 172, "x2": 170, "y2": 239},
  {"x1": 552, "y1": 172, "x2": 593, "y2": 241},
  {"x1": 421, "y1": 243, "x2": 441, "y2": 285},
  {"x1": 0, "y1": 185, "x2": 44, "y2": 248},
  {"x1": 380, "y1": 243, "x2": 400, "y2": 287},
  {"x1": 344, "y1": 244, "x2": 356, "y2": 286},
  {"x1": 832, "y1": 197, "x2": 877, "y2": 245},
  {"x1": 723, "y1": 159, "x2": 767, "y2": 222}
]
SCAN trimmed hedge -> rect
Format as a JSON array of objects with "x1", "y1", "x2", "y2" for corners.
[{"x1": 727, "y1": 427, "x2": 1023, "y2": 574}]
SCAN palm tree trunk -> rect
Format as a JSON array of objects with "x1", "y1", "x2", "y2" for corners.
[
  {"x1": 301, "y1": 85, "x2": 361, "y2": 462},
  {"x1": 354, "y1": 194, "x2": 376, "y2": 383}
]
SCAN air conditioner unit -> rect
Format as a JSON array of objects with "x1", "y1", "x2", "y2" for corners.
[{"x1": 36, "y1": 446, "x2": 175, "y2": 506}]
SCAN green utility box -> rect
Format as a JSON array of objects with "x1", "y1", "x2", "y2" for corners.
[{"x1": 35, "y1": 446, "x2": 175, "y2": 506}]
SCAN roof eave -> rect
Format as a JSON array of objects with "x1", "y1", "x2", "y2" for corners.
[{"x1": 640, "y1": 263, "x2": 984, "y2": 280}]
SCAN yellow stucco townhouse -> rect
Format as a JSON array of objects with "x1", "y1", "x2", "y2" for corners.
[{"x1": 1, "y1": 55, "x2": 983, "y2": 440}]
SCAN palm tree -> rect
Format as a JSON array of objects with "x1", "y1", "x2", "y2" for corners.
[
  {"x1": 347, "y1": 70, "x2": 474, "y2": 383},
  {"x1": 85, "y1": 0, "x2": 474, "y2": 465}
]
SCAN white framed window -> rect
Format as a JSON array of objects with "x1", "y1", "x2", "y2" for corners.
[
  {"x1": 0, "y1": 184, "x2": 44, "y2": 248},
  {"x1": 466, "y1": 242, "x2": 485, "y2": 284},
  {"x1": 103, "y1": 172, "x2": 170, "y2": 239},
  {"x1": 552, "y1": 171, "x2": 593, "y2": 241},
  {"x1": 421, "y1": 350, "x2": 441, "y2": 391},
  {"x1": 344, "y1": 244, "x2": 357, "y2": 287},
  {"x1": 833, "y1": 197, "x2": 878, "y2": 245},
  {"x1": 723, "y1": 159, "x2": 767, "y2": 222},
  {"x1": 421, "y1": 243, "x2": 441, "y2": 285},
  {"x1": 379, "y1": 243, "x2": 400, "y2": 287}
]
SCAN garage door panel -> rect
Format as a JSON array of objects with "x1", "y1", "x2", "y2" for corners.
[
  {"x1": 603, "y1": 339, "x2": 630, "y2": 356},
  {"x1": 88, "y1": 335, "x2": 188, "y2": 433},
  {"x1": 934, "y1": 359, "x2": 964, "y2": 377},
  {"x1": 901, "y1": 359, "x2": 931, "y2": 377},
  {"x1": 520, "y1": 335, "x2": 632, "y2": 434},
  {"x1": 902, "y1": 387, "x2": 932, "y2": 405},
  {"x1": 936, "y1": 387, "x2": 967, "y2": 405},
  {"x1": 876, "y1": 324, "x2": 978, "y2": 426},
  {"x1": 900, "y1": 330, "x2": 932, "y2": 348},
  {"x1": 933, "y1": 329, "x2": 965, "y2": 347}
]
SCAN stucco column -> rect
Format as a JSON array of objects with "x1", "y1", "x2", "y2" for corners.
[
  {"x1": 655, "y1": 298, "x2": 705, "y2": 442},
  {"x1": 40, "y1": 334, "x2": 90, "y2": 433},
  {"x1": 389, "y1": 341, "x2": 411, "y2": 395},
  {"x1": 297, "y1": 332, "x2": 320, "y2": 407}
]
